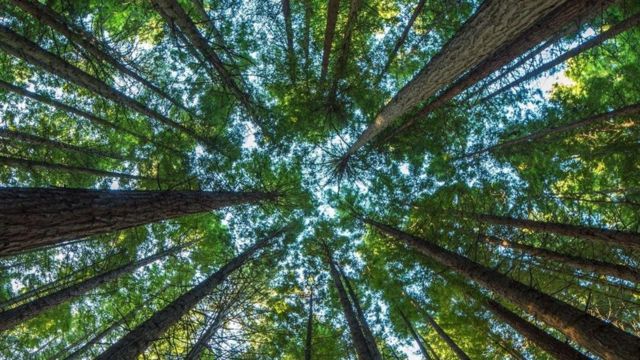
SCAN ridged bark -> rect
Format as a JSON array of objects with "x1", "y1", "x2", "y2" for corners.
[
  {"x1": 151, "y1": 0, "x2": 255, "y2": 117},
  {"x1": 471, "y1": 213, "x2": 640, "y2": 252},
  {"x1": 365, "y1": 218, "x2": 640, "y2": 360},
  {"x1": 0, "y1": 188, "x2": 276, "y2": 255},
  {"x1": 484, "y1": 12, "x2": 640, "y2": 102},
  {"x1": 320, "y1": 0, "x2": 341, "y2": 81},
  {"x1": 387, "y1": 0, "x2": 613, "y2": 140},
  {"x1": 0, "y1": 127, "x2": 128, "y2": 161},
  {"x1": 343, "y1": 0, "x2": 570, "y2": 159},
  {"x1": 10, "y1": 0, "x2": 190, "y2": 113},
  {"x1": 96, "y1": 228, "x2": 283, "y2": 360},
  {"x1": 376, "y1": 0, "x2": 427, "y2": 84},
  {"x1": 0, "y1": 25, "x2": 209, "y2": 145},
  {"x1": 423, "y1": 314, "x2": 470, "y2": 360},
  {"x1": 398, "y1": 309, "x2": 431, "y2": 360},
  {"x1": 483, "y1": 235, "x2": 640, "y2": 283},
  {"x1": 282, "y1": 0, "x2": 297, "y2": 83},
  {"x1": 486, "y1": 300, "x2": 589, "y2": 360},
  {"x1": 304, "y1": 283, "x2": 314, "y2": 360},
  {"x1": 325, "y1": 248, "x2": 372, "y2": 360},
  {"x1": 0, "y1": 156, "x2": 148, "y2": 181},
  {"x1": 0, "y1": 241, "x2": 193, "y2": 331}
]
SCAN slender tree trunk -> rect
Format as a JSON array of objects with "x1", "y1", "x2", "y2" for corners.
[
  {"x1": 462, "y1": 102, "x2": 640, "y2": 159},
  {"x1": 325, "y1": 248, "x2": 372, "y2": 360},
  {"x1": 0, "y1": 25, "x2": 209, "y2": 145},
  {"x1": 484, "y1": 12, "x2": 640, "y2": 102},
  {"x1": 320, "y1": 0, "x2": 341, "y2": 82},
  {"x1": 376, "y1": 0, "x2": 427, "y2": 84},
  {"x1": 483, "y1": 234, "x2": 640, "y2": 283},
  {"x1": 0, "y1": 156, "x2": 149, "y2": 181},
  {"x1": 281, "y1": 0, "x2": 297, "y2": 83},
  {"x1": 189, "y1": 0, "x2": 232, "y2": 60},
  {"x1": 337, "y1": 265, "x2": 382, "y2": 360},
  {"x1": 96, "y1": 228, "x2": 283, "y2": 360},
  {"x1": 10, "y1": 0, "x2": 190, "y2": 113},
  {"x1": 486, "y1": 300, "x2": 589, "y2": 360},
  {"x1": 303, "y1": 0, "x2": 312, "y2": 76},
  {"x1": 364, "y1": 218, "x2": 640, "y2": 360},
  {"x1": 184, "y1": 303, "x2": 229, "y2": 360},
  {"x1": 470, "y1": 213, "x2": 640, "y2": 252},
  {"x1": 398, "y1": 309, "x2": 431, "y2": 360},
  {"x1": 423, "y1": 313, "x2": 470, "y2": 360},
  {"x1": 342, "y1": 0, "x2": 571, "y2": 160},
  {"x1": 489, "y1": 334, "x2": 526, "y2": 360},
  {"x1": 328, "y1": 0, "x2": 362, "y2": 103},
  {"x1": 151, "y1": 0, "x2": 255, "y2": 118},
  {"x1": 0, "y1": 188, "x2": 276, "y2": 256},
  {"x1": 0, "y1": 127, "x2": 129, "y2": 161},
  {"x1": 304, "y1": 283, "x2": 314, "y2": 360},
  {"x1": 0, "y1": 241, "x2": 193, "y2": 331}
]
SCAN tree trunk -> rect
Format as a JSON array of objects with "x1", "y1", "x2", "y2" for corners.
[
  {"x1": 398, "y1": 309, "x2": 431, "y2": 360},
  {"x1": 0, "y1": 241, "x2": 193, "y2": 331},
  {"x1": 463, "y1": 102, "x2": 640, "y2": 159},
  {"x1": 486, "y1": 300, "x2": 589, "y2": 360},
  {"x1": 0, "y1": 188, "x2": 276, "y2": 256},
  {"x1": 0, "y1": 25, "x2": 210, "y2": 146},
  {"x1": 10, "y1": 0, "x2": 191, "y2": 113},
  {"x1": 281, "y1": 0, "x2": 297, "y2": 83},
  {"x1": 151, "y1": 0, "x2": 255, "y2": 118},
  {"x1": 483, "y1": 234, "x2": 640, "y2": 283},
  {"x1": 0, "y1": 127, "x2": 129, "y2": 161},
  {"x1": 184, "y1": 303, "x2": 229, "y2": 360},
  {"x1": 325, "y1": 247, "x2": 372, "y2": 360},
  {"x1": 386, "y1": 0, "x2": 613, "y2": 141},
  {"x1": 96, "y1": 228, "x2": 282, "y2": 360},
  {"x1": 342, "y1": 0, "x2": 571, "y2": 160},
  {"x1": 337, "y1": 265, "x2": 382, "y2": 360},
  {"x1": 376, "y1": 0, "x2": 427, "y2": 84},
  {"x1": 320, "y1": 0, "x2": 341, "y2": 82},
  {"x1": 489, "y1": 334, "x2": 526, "y2": 360},
  {"x1": 423, "y1": 313, "x2": 470, "y2": 360},
  {"x1": 328, "y1": 0, "x2": 362, "y2": 103},
  {"x1": 471, "y1": 213, "x2": 640, "y2": 252},
  {"x1": 303, "y1": 0, "x2": 312, "y2": 76},
  {"x1": 364, "y1": 218, "x2": 640, "y2": 360},
  {"x1": 484, "y1": 12, "x2": 640, "y2": 102},
  {"x1": 304, "y1": 283, "x2": 314, "y2": 360},
  {"x1": 0, "y1": 156, "x2": 149, "y2": 181}
]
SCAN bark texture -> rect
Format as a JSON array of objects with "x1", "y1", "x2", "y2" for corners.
[
  {"x1": 472, "y1": 213, "x2": 640, "y2": 251},
  {"x1": 483, "y1": 235, "x2": 640, "y2": 283},
  {"x1": 365, "y1": 218, "x2": 640, "y2": 360},
  {"x1": 328, "y1": 0, "x2": 362, "y2": 102},
  {"x1": 486, "y1": 300, "x2": 589, "y2": 360},
  {"x1": 423, "y1": 313, "x2": 470, "y2": 360},
  {"x1": 0, "y1": 241, "x2": 192, "y2": 331},
  {"x1": 96, "y1": 229, "x2": 283, "y2": 360},
  {"x1": 320, "y1": 0, "x2": 341, "y2": 81},
  {"x1": 282, "y1": 0, "x2": 297, "y2": 83},
  {"x1": 0, "y1": 25, "x2": 208, "y2": 145},
  {"x1": 0, "y1": 188, "x2": 276, "y2": 256},
  {"x1": 344, "y1": 0, "x2": 571, "y2": 157}
]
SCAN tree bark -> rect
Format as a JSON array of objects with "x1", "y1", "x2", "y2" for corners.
[
  {"x1": 338, "y1": 265, "x2": 382, "y2": 360},
  {"x1": 0, "y1": 127, "x2": 129, "y2": 161},
  {"x1": 0, "y1": 25, "x2": 210, "y2": 145},
  {"x1": 471, "y1": 213, "x2": 640, "y2": 252},
  {"x1": 10, "y1": 0, "x2": 191, "y2": 113},
  {"x1": 423, "y1": 313, "x2": 470, "y2": 360},
  {"x1": 0, "y1": 241, "x2": 193, "y2": 331},
  {"x1": 151, "y1": 0, "x2": 255, "y2": 118},
  {"x1": 398, "y1": 309, "x2": 431, "y2": 360},
  {"x1": 304, "y1": 283, "x2": 314, "y2": 360},
  {"x1": 342, "y1": 0, "x2": 571, "y2": 159},
  {"x1": 484, "y1": 12, "x2": 640, "y2": 102},
  {"x1": 96, "y1": 228, "x2": 283, "y2": 360},
  {"x1": 328, "y1": 0, "x2": 362, "y2": 103},
  {"x1": 463, "y1": 102, "x2": 640, "y2": 159},
  {"x1": 486, "y1": 299, "x2": 589, "y2": 360},
  {"x1": 320, "y1": 0, "x2": 341, "y2": 82},
  {"x1": 364, "y1": 218, "x2": 640, "y2": 360},
  {"x1": 376, "y1": 0, "x2": 427, "y2": 84},
  {"x1": 0, "y1": 188, "x2": 276, "y2": 256},
  {"x1": 281, "y1": 0, "x2": 297, "y2": 83},
  {"x1": 325, "y1": 247, "x2": 372, "y2": 360},
  {"x1": 0, "y1": 156, "x2": 149, "y2": 181},
  {"x1": 483, "y1": 234, "x2": 640, "y2": 283}
]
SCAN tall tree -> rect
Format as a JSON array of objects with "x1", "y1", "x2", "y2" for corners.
[
  {"x1": 0, "y1": 188, "x2": 276, "y2": 255},
  {"x1": 328, "y1": 0, "x2": 362, "y2": 104},
  {"x1": 422, "y1": 312, "x2": 470, "y2": 360},
  {"x1": 281, "y1": 0, "x2": 297, "y2": 83},
  {"x1": 304, "y1": 282, "x2": 314, "y2": 360},
  {"x1": 364, "y1": 218, "x2": 640, "y2": 360},
  {"x1": 398, "y1": 309, "x2": 431, "y2": 360},
  {"x1": 96, "y1": 227, "x2": 285, "y2": 360},
  {"x1": 320, "y1": 0, "x2": 341, "y2": 82}
]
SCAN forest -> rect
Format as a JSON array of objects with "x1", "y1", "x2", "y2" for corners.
[{"x1": 0, "y1": 0, "x2": 639, "y2": 359}]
